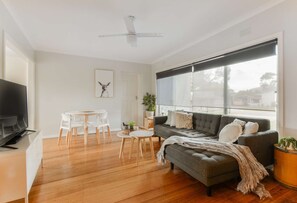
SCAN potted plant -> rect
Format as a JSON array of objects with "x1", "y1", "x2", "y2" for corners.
[
  {"x1": 278, "y1": 137, "x2": 297, "y2": 151},
  {"x1": 128, "y1": 121, "x2": 136, "y2": 130},
  {"x1": 142, "y1": 92, "x2": 156, "y2": 118}
]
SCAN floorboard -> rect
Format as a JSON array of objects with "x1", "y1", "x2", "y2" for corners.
[{"x1": 19, "y1": 133, "x2": 297, "y2": 202}]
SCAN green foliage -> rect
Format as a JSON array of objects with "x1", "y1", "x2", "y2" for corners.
[
  {"x1": 278, "y1": 137, "x2": 297, "y2": 151},
  {"x1": 142, "y1": 92, "x2": 156, "y2": 111},
  {"x1": 128, "y1": 121, "x2": 136, "y2": 127}
]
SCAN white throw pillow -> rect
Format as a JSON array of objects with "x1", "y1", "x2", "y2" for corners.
[
  {"x1": 243, "y1": 122, "x2": 259, "y2": 135},
  {"x1": 165, "y1": 110, "x2": 172, "y2": 125},
  {"x1": 219, "y1": 123, "x2": 242, "y2": 143},
  {"x1": 175, "y1": 112, "x2": 193, "y2": 129},
  {"x1": 170, "y1": 111, "x2": 177, "y2": 126},
  {"x1": 233, "y1": 118, "x2": 246, "y2": 127}
]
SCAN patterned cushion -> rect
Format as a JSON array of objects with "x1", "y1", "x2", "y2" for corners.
[{"x1": 176, "y1": 112, "x2": 193, "y2": 129}]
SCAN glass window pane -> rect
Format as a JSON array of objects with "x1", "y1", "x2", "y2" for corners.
[
  {"x1": 173, "y1": 73, "x2": 192, "y2": 107},
  {"x1": 157, "y1": 77, "x2": 174, "y2": 106},
  {"x1": 227, "y1": 56, "x2": 277, "y2": 111},
  {"x1": 193, "y1": 67, "x2": 224, "y2": 108}
]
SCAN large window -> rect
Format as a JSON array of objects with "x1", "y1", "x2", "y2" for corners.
[{"x1": 157, "y1": 40, "x2": 278, "y2": 129}]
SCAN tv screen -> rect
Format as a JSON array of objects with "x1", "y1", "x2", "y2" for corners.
[{"x1": 0, "y1": 79, "x2": 28, "y2": 146}]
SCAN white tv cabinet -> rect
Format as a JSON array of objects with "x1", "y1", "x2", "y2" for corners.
[{"x1": 0, "y1": 131, "x2": 43, "y2": 203}]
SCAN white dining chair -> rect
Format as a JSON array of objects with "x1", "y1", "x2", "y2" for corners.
[
  {"x1": 57, "y1": 113, "x2": 84, "y2": 147},
  {"x1": 89, "y1": 110, "x2": 111, "y2": 143}
]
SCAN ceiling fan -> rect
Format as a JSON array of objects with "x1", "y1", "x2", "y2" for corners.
[{"x1": 98, "y1": 16, "x2": 163, "y2": 47}]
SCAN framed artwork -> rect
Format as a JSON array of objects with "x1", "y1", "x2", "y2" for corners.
[{"x1": 95, "y1": 69, "x2": 114, "y2": 98}]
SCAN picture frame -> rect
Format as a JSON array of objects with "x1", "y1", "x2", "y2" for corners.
[{"x1": 95, "y1": 69, "x2": 114, "y2": 98}]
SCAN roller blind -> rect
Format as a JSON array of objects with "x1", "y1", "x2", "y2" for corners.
[
  {"x1": 156, "y1": 65, "x2": 192, "y2": 106},
  {"x1": 194, "y1": 39, "x2": 277, "y2": 71},
  {"x1": 156, "y1": 65, "x2": 192, "y2": 79}
]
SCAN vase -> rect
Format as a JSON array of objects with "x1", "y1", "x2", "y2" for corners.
[{"x1": 146, "y1": 111, "x2": 154, "y2": 118}]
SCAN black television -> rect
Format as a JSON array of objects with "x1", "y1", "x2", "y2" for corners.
[{"x1": 0, "y1": 79, "x2": 28, "y2": 146}]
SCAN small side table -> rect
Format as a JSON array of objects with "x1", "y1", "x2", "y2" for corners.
[
  {"x1": 274, "y1": 145, "x2": 297, "y2": 189},
  {"x1": 116, "y1": 131, "x2": 134, "y2": 159},
  {"x1": 130, "y1": 130, "x2": 155, "y2": 164},
  {"x1": 144, "y1": 117, "x2": 154, "y2": 129}
]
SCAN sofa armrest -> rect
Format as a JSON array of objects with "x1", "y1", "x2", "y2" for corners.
[
  {"x1": 238, "y1": 130, "x2": 278, "y2": 167},
  {"x1": 154, "y1": 116, "x2": 168, "y2": 125}
]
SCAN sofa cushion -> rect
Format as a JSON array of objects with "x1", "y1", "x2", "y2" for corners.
[
  {"x1": 165, "y1": 144, "x2": 239, "y2": 178},
  {"x1": 192, "y1": 113, "x2": 221, "y2": 135},
  {"x1": 218, "y1": 115, "x2": 270, "y2": 135},
  {"x1": 219, "y1": 123, "x2": 242, "y2": 143},
  {"x1": 155, "y1": 124, "x2": 213, "y2": 139},
  {"x1": 176, "y1": 112, "x2": 193, "y2": 129},
  {"x1": 243, "y1": 122, "x2": 259, "y2": 135}
]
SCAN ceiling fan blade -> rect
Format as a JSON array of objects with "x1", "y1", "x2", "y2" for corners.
[
  {"x1": 136, "y1": 33, "x2": 164, "y2": 37},
  {"x1": 98, "y1": 33, "x2": 129, "y2": 38},
  {"x1": 124, "y1": 16, "x2": 136, "y2": 34},
  {"x1": 127, "y1": 35, "x2": 137, "y2": 47}
]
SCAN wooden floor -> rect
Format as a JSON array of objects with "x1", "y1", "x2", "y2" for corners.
[{"x1": 25, "y1": 133, "x2": 297, "y2": 203}]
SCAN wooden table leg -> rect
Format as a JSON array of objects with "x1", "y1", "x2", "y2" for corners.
[
  {"x1": 137, "y1": 138, "x2": 141, "y2": 164},
  {"x1": 139, "y1": 138, "x2": 143, "y2": 158},
  {"x1": 119, "y1": 138, "x2": 125, "y2": 158},
  {"x1": 129, "y1": 138, "x2": 134, "y2": 159},
  {"x1": 149, "y1": 137, "x2": 155, "y2": 160},
  {"x1": 84, "y1": 115, "x2": 88, "y2": 145}
]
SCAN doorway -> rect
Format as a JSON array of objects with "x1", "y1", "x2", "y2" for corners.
[{"x1": 121, "y1": 72, "x2": 139, "y2": 126}]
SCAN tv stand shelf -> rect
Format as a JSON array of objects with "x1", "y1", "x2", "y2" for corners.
[{"x1": 0, "y1": 131, "x2": 43, "y2": 203}]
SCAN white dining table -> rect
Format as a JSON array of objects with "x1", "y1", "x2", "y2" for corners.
[{"x1": 65, "y1": 110, "x2": 105, "y2": 145}]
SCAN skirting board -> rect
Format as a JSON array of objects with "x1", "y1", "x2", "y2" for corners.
[{"x1": 42, "y1": 128, "x2": 122, "y2": 139}]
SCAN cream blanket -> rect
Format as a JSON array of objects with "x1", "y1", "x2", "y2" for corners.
[{"x1": 157, "y1": 136, "x2": 271, "y2": 199}]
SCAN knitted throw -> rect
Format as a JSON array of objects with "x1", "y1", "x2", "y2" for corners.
[{"x1": 157, "y1": 136, "x2": 271, "y2": 199}]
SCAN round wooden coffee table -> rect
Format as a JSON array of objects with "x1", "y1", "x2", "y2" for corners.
[
  {"x1": 116, "y1": 131, "x2": 134, "y2": 159},
  {"x1": 129, "y1": 130, "x2": 154, "y2": 164}
]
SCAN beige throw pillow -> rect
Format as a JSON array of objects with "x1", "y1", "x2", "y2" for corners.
[
  {"x1": 219, "y1": 123, "x2": 242, "y2": 143},
  {"x1": 243, "y1": 122, "x2": 259, "y2": 134},
  {"x1": 175, "y1": 112, "x2": 193, "y2": 129}
]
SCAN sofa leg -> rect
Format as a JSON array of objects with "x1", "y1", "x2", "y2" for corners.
[
  {"x1": 206, "y1": 186, "x2": 212, "y2": 197},
  {"x1": 170, "y1": 162, "x2": 174, "y2": 170}
]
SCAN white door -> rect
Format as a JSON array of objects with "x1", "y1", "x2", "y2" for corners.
[{"x1": 121, "y1": 72, "x2": 138, "y2": 125}]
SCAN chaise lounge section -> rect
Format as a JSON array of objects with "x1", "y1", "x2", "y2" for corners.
[{"x1": 154, "y1": 113, "x2": 278, "y2": 196}]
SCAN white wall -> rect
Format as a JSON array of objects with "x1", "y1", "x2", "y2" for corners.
[
  {"x1": 0, "y1": 1, "x2": 34, "y2": 77},
  {"x1": 152, "y1": 0, "x2": 297, "y2": 138},
  {"x1": 36, "y1": 51, "x2": 151, "y2": 137},
  {"x1": 0, "y1": 1, "x2": 36, "y2": 128},
  {"x1": 5, "y1": 47, "x2": 28, "y2": 86}
]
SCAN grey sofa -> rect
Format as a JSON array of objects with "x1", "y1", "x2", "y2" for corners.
[{"x1": 154, "y1": 112, "x2": 278, "y2": 196}]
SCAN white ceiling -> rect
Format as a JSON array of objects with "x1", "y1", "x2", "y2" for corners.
[{"x1": 2, "y1": 0, "x2": 283, "y2": 64}]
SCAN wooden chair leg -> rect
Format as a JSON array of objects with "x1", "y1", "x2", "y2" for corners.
[
  {"x1": 95, "y1": 127, "x2": 100, "y2": 144},
  {"x1": 57, "y1": 128, "x2": 63, "y2": 145},
  {"x1": 107, "y1": 125, "x2": 111, "y2": 141},
  {"x1": 68, "y1": 130, "x2": 73, "y2": 148},
  {"x1": 102, "y1": 127, "x2": 106, "y2": 139},
  {"x1": 66, "y1": 131, "x2": 70, "y2": 146}
]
